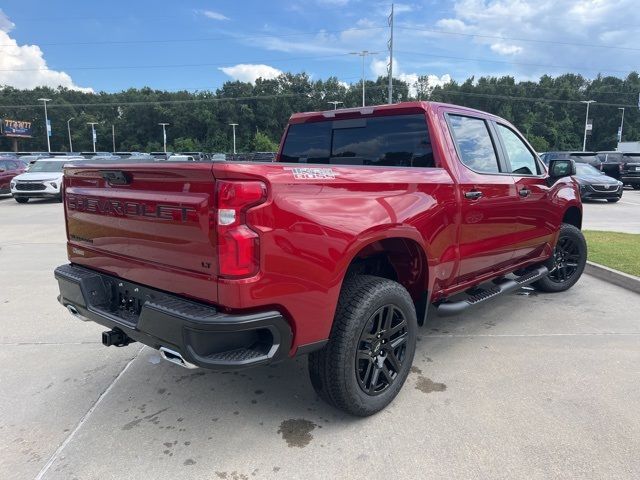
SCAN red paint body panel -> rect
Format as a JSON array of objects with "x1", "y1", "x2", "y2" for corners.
[
  {"x1": 62, "y1": 101, "x2": 581, "y2": 355},
  {"x1": 0, "y1": 157, "x2": 27, "y2": 191}
]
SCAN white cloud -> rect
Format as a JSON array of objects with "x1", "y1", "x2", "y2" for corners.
[
  {"x1": 219, "y1": 64, "x2": 283, "y2": 83},
  {"x1": 490, "y1": 43, "x2": 523, "y2": 55},
  {"x1": 428, "y1": 0, "x2": 640, "y2": 78},
  {"x1": 197, "y1": 9, "x2": 229, "y2": 21},
  {"x1": 371, "y1": 56, "x2": 451, "y2": 95},
  {"x1": 0, "y1": 10, "x2": 93, "y2": 92}
]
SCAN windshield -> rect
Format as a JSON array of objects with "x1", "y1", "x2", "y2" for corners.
[
  {"x1": 575, "y1": 163, "x2": 602, "y2": 175},
  {"x1": 28, "y1": 161, "x2": 65, "y2": 172}
]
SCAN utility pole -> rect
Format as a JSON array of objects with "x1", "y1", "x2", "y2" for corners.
[
  {"x1": 387, "y1": 3, "x2": 394, "y2": 104},
  {"x1": 67, "y1": 117, "x2": 74, "y2": 153},
  {"x1": 350, "y1": 50, "x2": 379, "y2": 107},
  {"x1": 158, "y1": 123, "x2": 169, "y2": 153},
  {"x1": 618, "y1": 107, "x2": 625, "y2": 144},
  {"x1": 87, "y1": 122, "x2": 98, "y2": 153},
  {"x1": 37, "y1": 98, "x2": 52, "y2": 152},
  {"x1": 327, "y1": 101, "x2": 343, "y2": 110},
  {"x1": 112, "y1": 125, "x2": 116, "y2": 152},
  {"x1": 580, "y1": 100, "x2": 596, "y2": 151},
  {"x1": 229, "y1": 123, "x2": 238, "y2": 155}
]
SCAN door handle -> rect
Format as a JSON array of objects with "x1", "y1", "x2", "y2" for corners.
[
  {"x1": 519, "y1": 188, "x2": 531, "y2": 197},
  {"x1": 464, "y1": 190, "x2": 483, "y2": 200}
]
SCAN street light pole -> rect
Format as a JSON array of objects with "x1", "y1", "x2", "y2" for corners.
[
  {"x1": 327, "y1": 101, "x2": 343, "y2": 110},
  {"x1": 158, "y1": 123, "x2": 169, "y2": 153},
  {"x1": 87, "y1": 122, "x2": 98, "y2": 153},
  {"x1": 350, "y1": 51, "x2": 379, "y2": 107},
  {"x1": 580, "y1": 100, "x2": 596, "y2": 151},
  {"x1": 229, "y1": 123, "x2": 238, "y2": 155},
  {"x1": 112, "y1": 125, "x2": 116, "y2": 152},
  {"x1": 67, "y1": 117, "x2": 74, "y2": 153},
  {"x1": 618, "y1": 107, "x2": 625, "y2": 144},
  {"x1": 37, "y1": 98, "x2": 52, "y2": 152}
]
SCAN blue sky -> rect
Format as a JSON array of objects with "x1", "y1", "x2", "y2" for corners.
[{"x1": 1, "y1": 0, "x2": 638, "y2": 93}]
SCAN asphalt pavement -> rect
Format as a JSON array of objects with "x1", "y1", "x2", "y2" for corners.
[
  {"x1": 1, "y1": 192, "x2": 639, "y2": 480},
  {"x1": 582, "y1": 188, "x2": 640, "y2": 233}
]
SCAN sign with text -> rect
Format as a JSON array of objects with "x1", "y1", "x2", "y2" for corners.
[{"x1": 1, "y1": 119, "x2": 33, "y2": 138}]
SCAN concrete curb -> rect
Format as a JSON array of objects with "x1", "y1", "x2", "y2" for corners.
[{"x1": 585, "y1": 261, "x2": 640, "y2": 295}]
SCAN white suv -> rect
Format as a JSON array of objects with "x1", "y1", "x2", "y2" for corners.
[{"x1": 11, "y1": 156, "x2": 83, "y2": 203}]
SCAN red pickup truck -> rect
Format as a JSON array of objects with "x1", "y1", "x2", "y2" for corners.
[{"x1": 55, "y1": 101, "x2": 586, "y2": 416}]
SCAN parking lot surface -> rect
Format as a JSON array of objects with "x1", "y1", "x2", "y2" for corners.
[
  {"x1": 583, "y1": 188, "x2": 640, "y2": 233},
  {"x1": 1, "y1": 193, "x2": 639, "y2": 480}
]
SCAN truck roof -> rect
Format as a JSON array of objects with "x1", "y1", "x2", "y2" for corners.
[{"x1": 288, "y1": 101, "x2": 501, "y2": 124}]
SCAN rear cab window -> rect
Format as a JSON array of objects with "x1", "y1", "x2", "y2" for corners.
[{"x1": 280, "y1": 114, "x2": 435, "y2": 168}]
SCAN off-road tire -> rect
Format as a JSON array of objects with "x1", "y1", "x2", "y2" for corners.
[
  {"x1": 308, "y1": 275, "x2": 417, "y2": 416},
  {"x1": 533, "y1": 223, "x2": 587, "y2": 293}
]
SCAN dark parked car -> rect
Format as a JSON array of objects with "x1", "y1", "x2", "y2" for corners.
[
  {"x1": 540, "y1": 151, "x2": 602, "y2": 169},
  {"x1": 596, "y1": 151, "x2": 624, "y2": 179},
  {"x1": 618, "y1": 152, "x2": 640, "y2": 189},
  {"x1": 573, "y1": 162, "x2": 623, "y2": 202},
  {"x1": 250, "y1": 151, "x2": 277, "y2": 162},
  {"x1": 0, "y1": 157, "x2": 28, "y2": 193}
]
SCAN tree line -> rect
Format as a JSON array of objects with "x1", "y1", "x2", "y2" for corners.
[{"x1": 1, "y1": 71, "x2": 638, "y2": 153}]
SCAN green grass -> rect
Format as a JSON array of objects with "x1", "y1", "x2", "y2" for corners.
[{"x1": 583, "y1": 230, "x2": 640, "y2": 277}]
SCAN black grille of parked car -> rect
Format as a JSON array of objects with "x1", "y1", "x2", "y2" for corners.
[
  {"x1": 591, "y1": 184, "x2": 619, "y2": 192},
  {"x1": 15, "y1": 182, "x2": 46, "y2": 191}
]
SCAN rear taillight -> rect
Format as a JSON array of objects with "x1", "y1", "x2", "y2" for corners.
[{"x1": 215, "y1": 180, "x2": 267, "y2": 278}]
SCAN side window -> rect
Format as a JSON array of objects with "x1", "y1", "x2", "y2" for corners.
[
  {"x1": 448, "y1": 115, "x2": 500, "y2": 173},
  {"x1": 496, "y1": 124, "x2": 540, "y2": 175}
]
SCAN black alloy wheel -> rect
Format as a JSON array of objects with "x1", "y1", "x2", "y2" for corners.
[
  {"x1": 356, "y1": 304, "x2": 408, "y2": 396},
  {"x1": 532, "y1": 223, "x2": 587, "y2": 293},
  {"x1": 548, "y1": 235, "x2": 582, "y2": 284}
]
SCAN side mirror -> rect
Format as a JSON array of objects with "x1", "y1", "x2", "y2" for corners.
[
  {"x1": 0, "y1": 168, "x2": 5, "y2": 173},
  {"x1": 548, "y1": 159, "x2": 576, "y2": 178}
]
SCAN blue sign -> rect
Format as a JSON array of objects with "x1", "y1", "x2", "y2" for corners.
[
  {"x1": 2, "y1": 119, "x2": 33, "y2": 138},
  {"x1": 46, "y1": 119, "x2": 52, "y2": 137}
]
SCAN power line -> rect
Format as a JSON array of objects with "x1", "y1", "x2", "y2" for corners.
[
  {"x1": 0, "y1": 84, "x2": 638, "y2": 111},
  {"x1": 397, "y1": 26, "x2": 640, "y2": 53},
  {"x1": 397, "y1": 50, "x2": 636, "y2": 75},
  {"x1": 0, "y1": 53, "x2": 355, "y2": 72},
  {"x1": 0, "y1": 26, "x2": 386, "y2": 49},
  {"x1": 428, "y1": 89, "x2": 637, "y2": 108},
  {"x1": 0, "y1": 92, "x2": 309, "y2": 109}
]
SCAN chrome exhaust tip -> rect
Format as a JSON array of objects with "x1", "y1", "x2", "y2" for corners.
[
  {"x1": 159, "y1": 347, "x2": 198, "y2": 369},
  {"x1": 66, "y1": 304, "x2": 89, "y2": 321}
]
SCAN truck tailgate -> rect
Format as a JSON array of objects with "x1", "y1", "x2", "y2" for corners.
[{"x1": 63, "y1": 163, "x2": 219, "y2": 303}]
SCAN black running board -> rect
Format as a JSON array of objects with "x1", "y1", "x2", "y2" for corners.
[{"x1": 436, "y1": 265, "x2": 548, "y2": 317}]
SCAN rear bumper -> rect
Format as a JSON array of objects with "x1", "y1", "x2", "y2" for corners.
[
  {"x1": 621, "y1": 175, "x2": 640, "y2": 185},
  {"x1": 54, "y1": 264, "x2": 292, "y2": 370}
]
